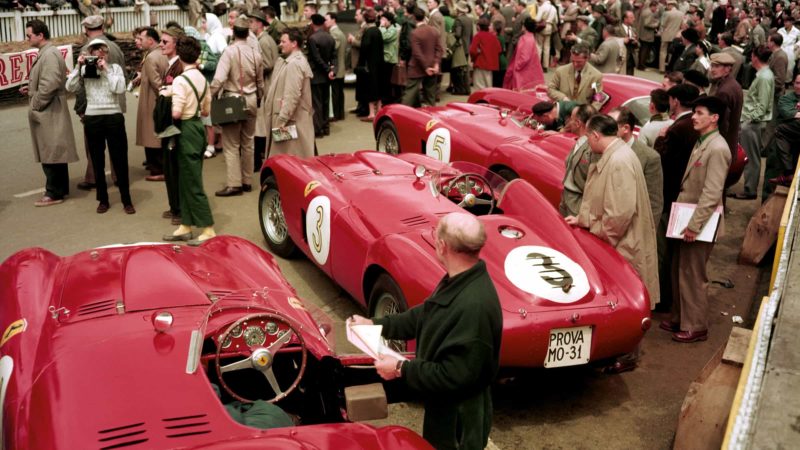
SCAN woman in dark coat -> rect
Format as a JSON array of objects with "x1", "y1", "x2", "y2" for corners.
[{"x1": 357, "y1": 8, "x2": 384, "y2": 121}]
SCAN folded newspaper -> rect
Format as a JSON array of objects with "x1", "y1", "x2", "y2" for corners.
[
  {"x1": 271, "y1": 124, "x2": 298, "y2": 142},
  {"x1": 345, "y1": 319, "x2": 407, "y2": 361}
]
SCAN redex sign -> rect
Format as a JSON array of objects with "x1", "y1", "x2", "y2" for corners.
[{"x1": 0, "y1": 45, "x2": 74, "y2": 90}]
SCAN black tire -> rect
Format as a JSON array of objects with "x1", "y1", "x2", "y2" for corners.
[
  {"x1": 368, "y1": 273, "x2": 409, "y2": 352},
  {"x1": 496, "y1": 167, "x2": 519, "y2": 182},
  {"x1": 259, "y1": 175, "x2": 298, "y2": 258},
  {"x1": 376, "y1": 120, "x2": 400, "y2": 155}
]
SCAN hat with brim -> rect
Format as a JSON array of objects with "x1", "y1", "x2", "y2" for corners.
[
  {"x1": 249, "y1": 10, "x2": 268, "y2": 25},
  {"x1": 667, "y1": 0, "x2": 677, "y2": 5},
  {"x1": 692, "y1": 95, "x2": 725, "y2": 116},
  {"x1": 592, "y1": 4, "x2": 606, "y2": 13},
  {"x1": 709, "y1": 51, "x2": 736, "y2": 65},
  {"x1": 681, "y1": 28, "x2": 700, "y2": 44},
  {"x1": 81, "y1": 15, "x2": 104, "y2": 29},
  {"x1": 683, "y1": 69, "x2": 710, "y2": 88},
  {"x1": 577, "y1": 15, "x2": 591, "y2": 23},
  {"x1": 456, "y1": 1, "x2": 470, "y2": 13},
  {"x1": 87, "y1": 38, "x2": 109, "y2": 50}
]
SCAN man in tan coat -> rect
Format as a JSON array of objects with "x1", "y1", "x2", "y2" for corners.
[
  {"x1": 135, "y1": 27, "x2": 168, "y2": 181},
  {"x1": 662, "y1": 96, "x2": 731, "y2": 343},
  {"x1": 264, "y1": 28, "x2": 316, "y2": 158},
  {"x1": 250, "y1": 11, "x2": 278, "y2": 173},
  {"x1": 590, "y1": 25, "x2": 626, "y2": 74},
  {"x1": 548, "y1": 44, "x2": 604, "y2": 107},
  {"x1": 659, "y1": 0, "x2": 683, "y2": 72},
  {"x1": 211, "y1": 15, "x2": 264, "y2": 197},
  {"x1": 23, "y1": 20, "x2": 78, "y2": 207},
  {"x1": 565, "y1": 114, "x2": 659, "y2": 308}
]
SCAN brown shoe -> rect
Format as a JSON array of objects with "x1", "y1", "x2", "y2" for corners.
[
  {"x1": 96, "y1": 203, "x2": 110, "y2": 214},
  {"x1": 34, "y1": 196, "x2": 64, "y2": 207},
  {"x1": 145, "y1": 175, "x2": 165, "y2": 182},
  {"x1": 123, "y1": 205, "x2": 136, "y2": 214},
  {"x1": 659, "y1": 320, "x2": 680, "y2": 332},
  {"x1": 672, "y1": 330, "x2": 708, "y2": 343}
]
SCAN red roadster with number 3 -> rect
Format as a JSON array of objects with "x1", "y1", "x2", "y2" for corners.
[
  {"x1": 0, "y1": 237, "x2": 430, "y2": 449},
  {"x1": 258, "y1": 151, "x2": 652, "y2": 370}
]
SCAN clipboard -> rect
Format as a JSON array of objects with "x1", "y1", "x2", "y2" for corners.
[{"x1": 666, "y1": 202, "x2": 723, "y2": 242}]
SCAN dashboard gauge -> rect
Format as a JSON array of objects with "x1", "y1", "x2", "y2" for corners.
[
  {"x1": 230, "y1": 324, "x2": 243, "y2": 338},
  {"x1": 277, "y1": 329, "x2": 290, "y2": 340},
  {"x1": 220, "y1": 335, "x2": 232, "y2": 349},
  {"x1": 473, "y1": 183, "x2": 484, "y2": 195},
  {"x1": 265, "y1": 322, "x2": 279, "y2": 335},
  {"x1": 243, "y1": 326, "x2": 266, "y2": 346}
]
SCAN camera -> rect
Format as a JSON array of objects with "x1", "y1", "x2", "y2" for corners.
[{"x1": 84, "y1": 56, "x2": 99, "y2": 79}]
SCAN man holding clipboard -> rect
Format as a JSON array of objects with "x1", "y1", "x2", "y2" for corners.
[{"x1": 661, "y1": 96, "x2": 731, "y2": 343}]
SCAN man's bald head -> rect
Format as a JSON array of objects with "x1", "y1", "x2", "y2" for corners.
[{"x1": 437, "y1": 213, "x2": 486, "y2": 257}]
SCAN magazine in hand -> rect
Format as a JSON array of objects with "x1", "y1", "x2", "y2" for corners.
[
  {"x1": 345, "y1": 319, "x2": 407, "y2": 361},
  {"x1": 271, "y1": 124, "x2": 298, "y2": 142}
]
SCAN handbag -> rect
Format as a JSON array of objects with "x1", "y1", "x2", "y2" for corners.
[
  {"x1": 390, "y1": 63, "x2": 407, "y2": 86},
  {"x1": 211, "y1": 47, "x2": 249, "y2": 125}
]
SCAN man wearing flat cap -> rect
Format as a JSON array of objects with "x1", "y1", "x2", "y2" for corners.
[
  {"x1": 75, "y1": 14, "x2": 126, "y2": 192},
  {"x1": 662, "y1": 95, "x2": 730, "y2": 343},
  {"x1": 707, "y1": 51, "x2": 743, "y2": 161},
  {"x1": 565, "y1": 15, "x2": 597, "y2": 50},
  {"x1": 531, "y1": 100, "x2": 579, "y2": 131}
]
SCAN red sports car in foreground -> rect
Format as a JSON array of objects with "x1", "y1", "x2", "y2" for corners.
[
  {"x1": 0, "y1": 237, "x2": 430, "y2": 449},
  {"x1": 258, "y1": 151, "x2": 651, "y2": 370}
]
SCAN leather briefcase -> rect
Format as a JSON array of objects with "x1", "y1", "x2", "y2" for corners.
[{"x1": 210, "y1": 95, "x2": 247, "y2": 125}]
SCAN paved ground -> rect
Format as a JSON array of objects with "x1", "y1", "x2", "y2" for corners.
[{"x1": 0, "y1": 70, "x2": 766, "y2": 449}]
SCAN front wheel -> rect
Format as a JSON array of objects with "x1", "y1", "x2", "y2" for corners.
[
  {"x1": 376, "y1": 120, "x2": 400, "y2": 155},
  {"x1": 259, "y1": 175, "x2": 298, "y2": 258},
  {"x1": 369, "y1": 273, "x2": 409, "y2": 353}
]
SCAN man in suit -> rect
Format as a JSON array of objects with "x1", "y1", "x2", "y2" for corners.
[
  {"x1": 637, "y1": 1, "x2": 660, "y2": 70},
  {"x1": 402, "y1": 8, "x2": 444, "y2": 107},
  {"x1": 535, "y1": 0, "x2": 558, "y2": 69},
  {"x1": 653, "y1": 83, "x2": 700, "y2": 312},
  {"x1": 565, "y1": 15, "x2": 598, "y2": 51},
  {"x1": 766, "y1": 33, "x2": 789, "y2": 144},
  {"x1": 662, "y1": 95, "x2": 731, "y2": 343},
  {"x1": 590, "y1": 25, "x2": 626, "y2": 74},
  {"x1": 326, "y1": 12, "x2": 347, "y2": 122},
  {"x1": 619, "y1": 10, "x2": 639, "y2": 75},
  {"x1": 590, "y1": 4, "x2": 607, "y2": 45},
  {"x1": 659, "y1": 0, "x2": 683, "y2": 73},
  {"x1": 210, "y1": 15, "x2": 265, "y2": 197},
  {"x1": 23, "y1": 19, "x2": 78, "y2": 207},
  {"x1": 707, "y1": 52, "x2": 743, "y2": 160},
  {"x1": 306, "y1": 14, "x2": 336, "y2": 138},
  {"x1": 547, "y1": 44, "x2": 603, "y2": 107},
  {"x1": 427, "y1": 0, "x2": 447, "y2": 52},
  {"x1": 159, "y1": 27, "x2": 185, "y2": 225},
  {"x1": 531, "y1": 100, "x2": 579, "y2": 131},
  {"x1": 135, "y1": 27, "x2": 168, "y2": 181},
  {"x1": 672, "y1": 27, "x2": 700, "y2": 73},
  {"x1": 250, "y1": 11, "x2": 278, "y2": 172}
]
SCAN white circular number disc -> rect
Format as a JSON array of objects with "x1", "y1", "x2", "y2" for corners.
[
  {"x1": 305, "y1": 196, "x2": 331, "y2": 265},
  {"x1": 426, "y1": 128, "x2": 451, "y2": 163},
  {"x1": 504, "y1": 245, "x2": 590, "y2": 303}
]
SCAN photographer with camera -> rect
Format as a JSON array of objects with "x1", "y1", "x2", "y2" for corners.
[{"x1": 66, "y1": 39, "x2": 135, "y2": 215}]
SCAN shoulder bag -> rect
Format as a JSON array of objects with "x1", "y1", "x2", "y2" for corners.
[{"x1": 211, "y1": 47, "x2": 248, "y2": 125}]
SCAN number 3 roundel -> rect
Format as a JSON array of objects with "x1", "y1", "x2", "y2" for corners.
[
  {"x1": 306, "y1": 196, "x2": 331, "y2": 265},
  {"x1": 504, "y1": 246, "x2": 590, "y2": 303}
]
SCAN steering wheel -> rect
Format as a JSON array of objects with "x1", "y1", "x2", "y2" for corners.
[
  {"x1": 214, "y1": 312, "x2": 307, "y2": 403},
  {"x1": 442, "y1": 173, "x2": 495, "y2": 214}
]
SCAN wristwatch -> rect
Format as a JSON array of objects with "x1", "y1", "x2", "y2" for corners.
[{"x1": 395, "y1": 360, "x2": 404, "y2": 378}]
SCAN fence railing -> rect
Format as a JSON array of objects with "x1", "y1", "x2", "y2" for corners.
[{"x1": 0, "y1": 1, "x2": 336, "y2": 43}]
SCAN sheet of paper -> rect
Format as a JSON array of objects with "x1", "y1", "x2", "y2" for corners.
[
  {"x1": 666, "y1": 202, "x2": 723, "y2": 243},
  {"x1": 346, "y1": 319, "x2": 407, "y2": 361}
]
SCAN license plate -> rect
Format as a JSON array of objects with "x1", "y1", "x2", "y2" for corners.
[{"x1": 544, "y1": 326, "x2": 592, "y2": 368}]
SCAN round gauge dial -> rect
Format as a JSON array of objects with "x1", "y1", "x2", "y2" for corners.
[
  {"x1": 243, "y1": 326, "x2": 266, "y2": 346},
  {"x1": 220, "y1": 335, "x2": 232, "y2": 349},
  {"x1": 230, "y1": 324, "x2": 243, "y2": 338},
  {"x1": 265, "y1": 321, "x2": 279, "y2": 335}
]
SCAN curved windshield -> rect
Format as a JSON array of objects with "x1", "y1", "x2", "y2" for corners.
[
  {"x1": 622, "y1": 96, "x2": 652, "y2": 126},
  {"x1": 429, "y1": 161, "x2": 509, "y2": 208}
]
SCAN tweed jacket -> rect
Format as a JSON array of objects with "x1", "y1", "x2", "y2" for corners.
[
  {"x1": 676, "y1": 130, "x2": 731, "y2": 237},
  {"x1": 547, "y1": 62, "x2": 603, "y2": 105}
]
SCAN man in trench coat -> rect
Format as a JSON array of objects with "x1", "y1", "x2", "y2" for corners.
[
  {"x1": 135, "y1": 27, "x2": 168, "y2": 180},
  {"x1": 23, "y1": 20, "x2": 78, "y2": 207},
  {"x1": 352, "y1": 212, "x2": 503, "y2": 450},
  {"x1": 264, "y1": 28, "x2": 316, "y2": 159}
]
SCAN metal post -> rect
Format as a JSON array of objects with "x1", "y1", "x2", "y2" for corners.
[{"x1": 14, "y1": 9, "x2": 23, "y2": 42}]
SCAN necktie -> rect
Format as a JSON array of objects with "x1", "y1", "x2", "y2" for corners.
[{"x1": 574, "y1": 71, "x2": 582, "y2": 99}]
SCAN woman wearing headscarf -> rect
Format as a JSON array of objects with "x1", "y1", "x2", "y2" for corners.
[
  {"x1": 357, "y1": 8, "x2": 384, "y2": 121},
  {"x1": 196, "y1": 13, "x2": 227, "y2": 158}
]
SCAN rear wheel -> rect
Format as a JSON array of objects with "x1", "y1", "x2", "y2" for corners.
[
  {"x1": 369, "y1": 273, "x2": 409, "y2": 352},
  {"x1": 376, "y1": 120, "x2": 400, "y2": 155},
  {"x1": 259, "y1": 175, "x2": 297, "y2": 258}
]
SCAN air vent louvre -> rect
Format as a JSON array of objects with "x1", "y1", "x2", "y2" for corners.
[
  {"x1": 207, "y1": 290, "x2": 250, "y2": 302},
  {"x1": 97, "y1": 422, "x2": 148, "y2": 449},
  {"x1": 77, "y1": 299, "x2": 118, "y2": 317},
  {"x1": 400, "y1": 215, "x2": 430, "y2": 227},
  {"x1": 502, "y1": 136, "x2": 520, "y2": 143},
  {"x1": 349, "y1": 169, "x2": 374, "y2": 177},
  {"x1": 163, "y1": 413, "x2": 212, "y2": 439}
]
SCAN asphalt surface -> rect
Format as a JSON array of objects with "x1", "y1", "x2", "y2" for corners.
[{"x1": 0, "y1": 70, "x2": 766, "y2": 449}]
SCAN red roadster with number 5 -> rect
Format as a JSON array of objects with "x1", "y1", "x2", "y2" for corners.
[
  {"x1": 258, "y1": 151, "x2": 652, "y2": 370},
  {"x1": 0, "y1": 237, "x2": 430, "y2": 449}
]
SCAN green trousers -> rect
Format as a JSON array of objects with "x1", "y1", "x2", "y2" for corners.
[{"x1": 177, "y1": 117, "x2": 214, "y2": 228}]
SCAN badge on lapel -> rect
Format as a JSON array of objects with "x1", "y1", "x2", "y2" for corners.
[{"x1": 694, "y1": 161, "x2": 704, "y2": 167}]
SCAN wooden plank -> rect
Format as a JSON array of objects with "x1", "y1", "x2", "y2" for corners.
[
  {"x1": 674, "y1": 363, "x2": 742, "y2": 449},
  {"x1": 722, "y1": 327, "x2": 753, "y2": 367},
  {"x1": 739, "y1": 187, "x2": 788, "y2": 265}
]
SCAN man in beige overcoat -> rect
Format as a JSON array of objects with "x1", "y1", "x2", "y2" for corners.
[
  {"x1": 250, "y1": 10, "x2": 279, "y2": 173},
  {"x1": 566, "y1": 113, "x2": 659, "y2": 373},
  {"x1": 23, "y1": 20, "x2": 78, "y2": 207},
  {"x1": 135, "y1": 27, "x2": 168, "y2": 181},
  {"x1": 662, "y1": 96, "x2": 731, "y2": 343},
  {"x1": 264, "y1": 28, "x2": 315, "y2": 159}
]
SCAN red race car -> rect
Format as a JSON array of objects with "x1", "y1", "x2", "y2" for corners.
[
  {"x1": 0, "y1": 237, "x2": 431, "y2": 450},
  {"x1": 258, "y1": 151, "x2": 651, "y2": 370}
]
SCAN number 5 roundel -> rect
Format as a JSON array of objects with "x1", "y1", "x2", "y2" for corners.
[
  {"x1": 306, "y1": 196, "x2": 331, "y2": 265},
  {"x1": 426, "y1": 128, "x2": 451, "y2": 163}
]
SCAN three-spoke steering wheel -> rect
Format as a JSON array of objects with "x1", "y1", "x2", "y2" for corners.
[
  {"x1": 214, "y1": 312, "x2": 307, "y2": 403},
  {"x1": 442, "y1": 173, "x2": 495, "y2": 214}
]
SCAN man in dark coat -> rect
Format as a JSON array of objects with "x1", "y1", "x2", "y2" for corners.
[
  {"x1": 653, "y1": 83, "x2": 700, "y2": 312},
  {"x1": 352, "y1": 212, "x2": 503, "y2": 450},
  {"x1": 707, "y1": 52, "x2": 743, "y2": 160},
  {"x1": 307, "y1": 14, "x2": 336, "y2": 137},
  {"x1": 402, "y1": 8, "x2": 444, "y2": 107}
]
